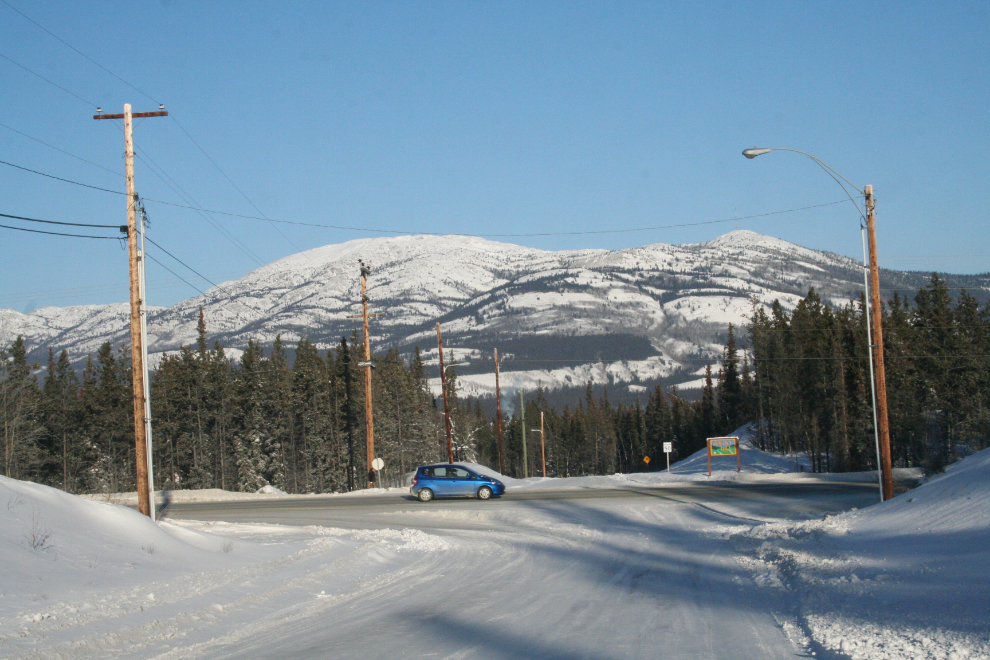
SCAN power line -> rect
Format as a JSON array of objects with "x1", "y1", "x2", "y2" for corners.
[
  {"x1": 143, "y1": 251, "x2": 205, "y2": 295},
  {"x1": 131, "y1": 148, "x2": 267, "y2": 266},
  {"x1": 0, "y1": 122, "x2": 121, "y2": 176},
  {"x1": 169, "y1": 115, "x2": 306, "y2": 256},
  {"x1": 143, "y1": 234, "x2": 226, "y2": 293},
  {"x1": 0, "y1": 211, "x2": 118, "y2": 228},
  {"x1": 0, "y1": 0, "x2": 160, "y2": 105},
  {"x1": 0, "y1": 51, "x2": 97, "y2": 106},
  {"x1": 0, "y1": 156, "x2": 865, "y2": 239},
  {"x1": 0, "y1": 270, "x2": 246, "y2": 307},
  {"x1": 0, "y1": 160, "x2": 124, "y2": 194},
  {"x1": 0, "y1": 221, "x2": 121, "y2": 240},
  {"x1": 0, "y1": 0, "x2": 303, "y2": 258},
  {"x1": 142, "y1": 197, "x2": 860, "y2": 238}
]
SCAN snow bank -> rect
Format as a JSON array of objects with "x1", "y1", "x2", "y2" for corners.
[
  {"x1": 729, "y1": 448, "x2": 990, "y2": 660},
  {"x1": 0, "y1": 474, "x2": 269, "y2": 628},
  {"x1": 0, "y1": 476, "x2": 450, "y2": 658}
]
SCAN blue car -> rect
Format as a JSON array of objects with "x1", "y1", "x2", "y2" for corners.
[{"x1": 410, "y1": 464, "x2": 506, "y2": 502}]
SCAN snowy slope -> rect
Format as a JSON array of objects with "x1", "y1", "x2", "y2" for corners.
[
  {"x1": 4, "y1": 231, "x2": 987, "y2": 395},
  {"x1": 726, "y1": 448, "x2": 990, "y2": 659}
]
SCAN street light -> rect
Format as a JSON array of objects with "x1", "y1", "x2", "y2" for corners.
[{"x1": 742, "y1": 147, "x2": 893, "y2": 502}]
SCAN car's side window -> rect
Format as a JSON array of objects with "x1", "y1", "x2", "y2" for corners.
[
  {"x1": 433, "y1": 467, "x2": 448, "y2": 478},
  {"x1": 420, "y1": 468, "x2": 432, "y2": 477},
  {"x1": 450, "y1": 468, "x2": 470, "y2": 478}
]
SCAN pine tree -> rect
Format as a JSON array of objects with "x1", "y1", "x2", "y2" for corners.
[
  {"x1": 40, "y1": 349, "x2": 81, "y2": 490},
  {"x1": 1, "y1": 336, "x2": 41, "y2": 480}
]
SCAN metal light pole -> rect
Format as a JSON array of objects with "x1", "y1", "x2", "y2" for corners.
[
  {"x1": 436, "y1": 324, "x2": 454, "y2": 464},
  {"x1": 742, "y1": 147, "x2": 893, "y2": 501},
  {"x1": 494, "y1": 348, "x2": 505, "y2": 474}
]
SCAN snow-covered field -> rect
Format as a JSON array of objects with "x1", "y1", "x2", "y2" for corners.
[{"x1": 3, "y1": 440, "x2": 987, "y2": 659}]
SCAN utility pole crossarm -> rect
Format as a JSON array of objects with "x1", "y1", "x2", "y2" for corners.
[{"x1": 94, "y1": 111, "x2": 168, "y2": 120}]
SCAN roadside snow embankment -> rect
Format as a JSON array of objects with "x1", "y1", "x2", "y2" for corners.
[
  {"x1": 726, "y1": 448, "x2": 990, "y2": 660},
  {"x1": 0, "y1": 476, "x2": 449, "y2": 659}
]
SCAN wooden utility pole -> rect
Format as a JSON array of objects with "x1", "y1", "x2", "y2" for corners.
[
  {"x1": 346, "y1": 261, "x2": 385, "y2": 487},
  {"x1": 540, "y1": 411, "x2": 546, "y2": 478},
  {"x1": 865, "y1": 185, "x2": 894, "y2": 501},
  {"x1": 520, "y1": 390, "x2": 528, "y2": 479},
  {"x1": 494, "y1": 348, "x2": 505, "y2": 474},
  {"x1": 359, "y1": 262, "x2": 375, "y2": 488},
  {"x1": 94, "y1": 104, "x2": 167, "y2": 519},
  {"x1": 437, "y1": 323, "x2": 454, "y2": 463}
]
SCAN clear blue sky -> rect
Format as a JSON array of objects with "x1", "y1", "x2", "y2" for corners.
[{"x1": 1, "y1": 1, "x2": 988, "y2": 311}]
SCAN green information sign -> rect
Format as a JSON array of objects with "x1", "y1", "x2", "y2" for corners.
[
  {"x1": 709, "y1": 439, "x2": 737, "y2": 456},
  {"x1": 706, "y1": 437, "x2": 741, "y2": 476}
]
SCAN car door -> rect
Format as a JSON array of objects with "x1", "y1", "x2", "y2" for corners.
[
  {"x1": 448, "y1": 467, "x2": 475, "y2": 497},
  {"x1": 429, "y1": 466, "x2": 452, "y2": 496}
]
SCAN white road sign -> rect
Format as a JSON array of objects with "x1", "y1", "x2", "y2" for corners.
[
  {"x1": 663, "y1": 442, "x2": 672, "y2": 453},
  {"x1": 371, "y1": 457, "x2": 384, "y2": 471}
]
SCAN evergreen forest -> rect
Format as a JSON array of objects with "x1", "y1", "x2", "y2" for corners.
[{"x1": 2, "y1": 274, "x2": 988, "y2": 496}]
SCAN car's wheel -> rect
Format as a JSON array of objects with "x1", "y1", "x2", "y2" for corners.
[
  {"x1": 477, "y1": 486, "x2": 493, "y2": 500},
  {"x1": 417, "y1": 488, "x2": 434, "y2": 502}
]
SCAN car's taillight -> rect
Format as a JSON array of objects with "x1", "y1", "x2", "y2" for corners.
[{"x1": 412, "y1": 476, "x2": 417, "y2": 485}]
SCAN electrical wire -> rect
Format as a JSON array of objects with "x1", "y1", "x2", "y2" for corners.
[
  {"x1": 0, "y1": 122, "x2": 121, "y2": 176},
  {"x1": 0, "y1": 221, "x2": 121, "y2": 239},
  {"x1": 168, "y1": 115, "x2": 306, "y2": 256},
  {"x1": 0, "y1": 52, "x2": 270, "y2": 267},
  {"x1": 144, "y1": 197, "x2": 861, "y2": 238},
  {"x1": 0, "y1": 159, "x2": 124, "y2": 195},
  {"x1": 130, "y1": 148, "x2": 267, "y2": 266},
  {"x1": 0, "y1": 0, "x2": 160, "y2": 105},
  {"x1": 143, "y1": 251, "x2": 205, "y2": 295},
  {"x1": 143, "y1": 235, "x2": 225, "y2": 292},
  {"x1": 0, "y1": 211, "x2": 117, "y2": 228},
  {"x1": 0, "y1": 158, "x2": 863, "y2": 238},
  {"x1": 0, "y1": 52, "x2": 97, "y2": 106},
  {"x1": 0, "y1": 0, "x2": 304, "y2": 258}
]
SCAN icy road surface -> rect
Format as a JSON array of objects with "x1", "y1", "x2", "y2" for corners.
[
  {"x1": 157, "y1": 485, "x2": 874, "y2": 659},
  {"x1": 5, "y1": 447, "x2": 989, "y2": 660}
]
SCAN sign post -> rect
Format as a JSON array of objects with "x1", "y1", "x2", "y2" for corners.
[
  {"x1": 706, "y1": 437, "x2": 740, "y2": 477},
  {"x1": 371, "y1": 457, "x2": 384, "y2": 488},
  {"x1": 663, "y1": 442, "x2": 672, "y2": 472}
]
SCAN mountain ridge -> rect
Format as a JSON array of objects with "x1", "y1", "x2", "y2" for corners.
[{"x1": 3, "y1": 230, "x2": 987, "y2": 398}]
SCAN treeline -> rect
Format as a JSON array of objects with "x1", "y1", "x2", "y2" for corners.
[
  {"x1": 0, "y1": 317, "x2": 752, "y2": 492},
  {"x1": 2, "y1": 274, "x2": 987, "y2": 494},
  {"x1": 749, "y1": 274, "x2": 990, "y2": 473},
  {"x1": 1, "y1": 312, "x2": 460, "y2": 494}
]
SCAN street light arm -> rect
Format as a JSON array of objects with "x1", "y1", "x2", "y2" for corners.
[
  {"x1": 743, "y1": 147, "x2": 866, "y2": 221},
  {"x1": 744, "y1": 147, "x2": 864, "y2": 195}
]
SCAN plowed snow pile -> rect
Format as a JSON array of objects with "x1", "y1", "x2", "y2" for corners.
[
  {"x1": 726, "y1": 448, "x2": 990, "y2": 660},
  {"x1": 0, "y1": 476, "x2": 448, "y2": 659}
]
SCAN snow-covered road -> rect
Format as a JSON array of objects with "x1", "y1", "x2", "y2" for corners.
[
  {"x1": 4, "y1": 444, "x2": 989, "y2": 659},
  {"x1": 2, "y1": 481, "x2": 877, "y2": 660}
]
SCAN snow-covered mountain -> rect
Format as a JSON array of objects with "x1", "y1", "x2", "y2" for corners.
[{"x1": 2, "y1": 231, "x2": 986, "y2": 398}]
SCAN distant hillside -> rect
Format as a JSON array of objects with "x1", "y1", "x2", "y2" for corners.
[{"x1": 2, "y1": 230, "x2": 987, "y2": 398}]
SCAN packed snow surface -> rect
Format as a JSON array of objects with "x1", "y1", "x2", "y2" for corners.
[{"x1": 2, "y1": 439, "x2": 987, "y2": 659}]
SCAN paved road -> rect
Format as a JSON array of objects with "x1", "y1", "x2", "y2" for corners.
[
  {"x1": 169, "y1": 482, "x2": 880, "y2": 531},
  {"x1": 160, "y1": 481, "x2": 882, "y2": 659}
]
